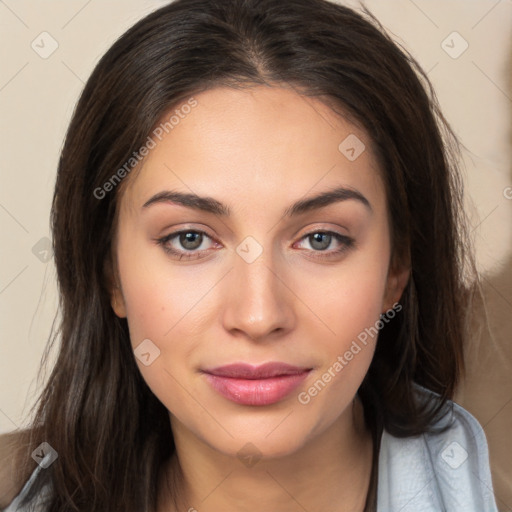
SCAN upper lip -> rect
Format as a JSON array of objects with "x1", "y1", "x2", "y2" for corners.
[{"x1": 202, "y1": 362, "x2": 312, "y2": 379}]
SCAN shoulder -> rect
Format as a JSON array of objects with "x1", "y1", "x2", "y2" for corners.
[
  {"x1": 0, "y1": 430, "x2": 36, "y2": 509},
  {"x1": 376, "y1": 385, "x2": 498, "y2": 512},
  {"x1": 0, "y1": 430, "x2": 49, "y2": 512}
]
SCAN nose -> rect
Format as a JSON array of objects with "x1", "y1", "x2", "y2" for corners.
[{"x1": 221, "y1": 244, "x2": 296, "y2": 342}]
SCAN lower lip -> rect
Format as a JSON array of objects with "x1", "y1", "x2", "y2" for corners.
[{"x1": 203, "y1": 371, "x2": 311, "y2": 406}]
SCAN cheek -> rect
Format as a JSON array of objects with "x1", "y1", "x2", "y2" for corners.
[
  {"x1": 308, "y1": 272, "x2": 383, "y2": 375},
  {"x1": 305, "y1": 243, "x2": 390, "y2": 347},
  {"x1": 116, "y1": 227, "x2": 215, "y2": 347},
  {"x1": 116, "y1": 244, "x2": 212, "y2": 415},
  {"x1": 294, "y1": 268, "x2": 387, "y2": 430}
]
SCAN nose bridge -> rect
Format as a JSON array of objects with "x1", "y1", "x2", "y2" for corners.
[{"x1": 221, "y1": 234, "x2": 294, "y2": 340}]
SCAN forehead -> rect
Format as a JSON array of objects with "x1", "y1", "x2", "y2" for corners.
[{"x1": 119, "y1": 85, "x2": 385, "y2": 217}]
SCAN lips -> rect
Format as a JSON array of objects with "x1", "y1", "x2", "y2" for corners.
[{"x1": 202, "y1": 362, "x2": 312, "y2": 406}]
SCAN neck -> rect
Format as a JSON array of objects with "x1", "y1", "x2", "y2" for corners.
[{"x1": 158, "y1": 398, "x2": 374, "y2": 512}]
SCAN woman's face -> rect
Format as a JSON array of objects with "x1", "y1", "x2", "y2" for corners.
[{"x1": 111, "y1": 85, "x2": 408, "y2": 459}]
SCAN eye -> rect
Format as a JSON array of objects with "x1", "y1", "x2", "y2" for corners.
[
  {"x1": 294, "y1": 231, "x2": 354, "y2": 260},
  {"x1": 156, "y1": 229, "x2": 217, "y2": 260}
]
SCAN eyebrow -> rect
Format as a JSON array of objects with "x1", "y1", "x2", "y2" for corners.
[{"x1": 142, "y1": 185, "x2": 372, "y2": 217}]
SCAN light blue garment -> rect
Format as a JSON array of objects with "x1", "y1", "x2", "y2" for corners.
[
  {"x1": 377, "y1": 398, "x2": 498, "y2": 511},
  {"x1": 3, "y1": 451, "x2": 52, "y2": 512},
  {"x1": 4, "y1": 394, "x2": 498, "y2": 511}
]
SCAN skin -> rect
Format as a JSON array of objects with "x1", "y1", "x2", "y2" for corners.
[{"x1": 110, "y1": 85, "x2": 409, "y2": 512}]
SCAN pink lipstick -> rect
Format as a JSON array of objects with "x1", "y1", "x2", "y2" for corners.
[{"x1": 202, "y1": 362, "x2": 311, "y2": 406}]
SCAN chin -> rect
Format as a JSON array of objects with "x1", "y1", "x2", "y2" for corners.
[
  {"x1": 213, "y1": 428, "x2": 312, "y2": 463},
  {"x1": 192, "y1": 407, "x2": 330, "y2": 462}
]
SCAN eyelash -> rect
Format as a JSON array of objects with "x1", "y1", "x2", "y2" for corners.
[{"x1": 156, "y1": 229, "x2": 355, "y2": 261}]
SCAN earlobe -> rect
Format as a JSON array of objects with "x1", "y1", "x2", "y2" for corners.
[
  {"x1": 383, "y1": 264, "x2": 410, "y2": 313},
  {"x1": 111, "y1": 285, "x2": 127, "y2": 318},
  {"x1": 104, "y1": 254, "x2": 127, "y2": 318}
]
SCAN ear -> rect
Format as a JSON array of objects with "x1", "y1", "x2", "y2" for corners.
[
  {"x1": 382, "y1": 258, "x2": 410, "y2": 313},
  {"x1": 104, "y1": 254, "x2": 127, "y2": 318}
]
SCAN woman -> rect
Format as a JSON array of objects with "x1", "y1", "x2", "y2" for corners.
[{"x1": 0, "y1": 0, "x2": 499, "y2": 510}]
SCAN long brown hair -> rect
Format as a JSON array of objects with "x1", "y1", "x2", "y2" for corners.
[{"x1": 15, "y1": 0, "x2": 476, "y2": 510}]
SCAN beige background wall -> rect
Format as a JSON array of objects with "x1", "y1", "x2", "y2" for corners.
[{"x1": 1, "y1": 0, "x2": 511, "y2": 509}]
